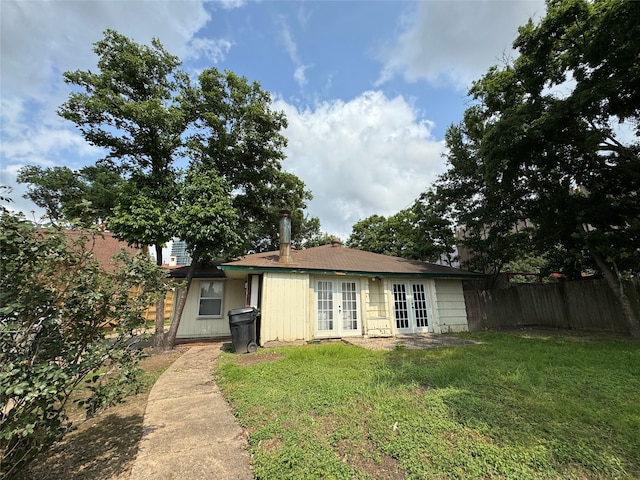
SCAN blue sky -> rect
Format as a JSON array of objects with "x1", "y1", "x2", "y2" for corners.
[{"x1": 1, "y1": 0, "x2": 545, "y2": 240}]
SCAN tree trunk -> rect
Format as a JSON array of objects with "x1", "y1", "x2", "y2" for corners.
[
  {"x1": 153, "y1": 244, "x2": 168, "y2": 350},
  {"x1": 165, "y1": 259, "x2": 198, "y2": 348},
  {"x1": 589, "y1": 248, "x2": 640, "y2": 339}
]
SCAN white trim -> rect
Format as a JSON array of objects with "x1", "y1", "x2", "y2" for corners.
[
  {"x1": 196, "y1": 280, "x2": 225, "y2": 319},
  {"x1": 391, "y1": 280, "x2": 435, "y2": 334},
  {"x1": 313, "y1": 276, "x2": 362, "y2": 338}
]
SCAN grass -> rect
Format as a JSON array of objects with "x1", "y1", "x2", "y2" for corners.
[{"x1": 215, "y1": 331, "x2": 640, "y2": 479}]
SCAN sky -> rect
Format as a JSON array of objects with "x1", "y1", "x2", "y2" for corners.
[{"x1": 1, "y1": 0, "x2": 545, "y2": 241}]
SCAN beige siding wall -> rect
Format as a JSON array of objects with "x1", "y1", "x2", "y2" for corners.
[
  {"x1": 176, "y1": 278, "x2": 246, "y2": 338},
  {"x1": 261, "y1": 272, "x2": 310, "y2": 342},
  {"x1": 363, "y1": 278, "x2": 393, "y2": 336},
  {"x1": 433, "y1": 279, "x2": 469, "y2": 333}
]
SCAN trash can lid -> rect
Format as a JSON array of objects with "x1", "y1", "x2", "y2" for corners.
[{"x1": 228, "y1": 307, "x2": 256, "y2": 316}]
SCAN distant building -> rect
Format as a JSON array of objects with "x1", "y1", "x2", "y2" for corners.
[{"x1": 170, "y1": 239, "x2": 192, "y2": 266}]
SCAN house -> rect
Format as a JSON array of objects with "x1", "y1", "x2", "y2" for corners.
[
  {"x1": 60, "y1": 230, "x2": 175, "y2": 321},
  {"x1": 171, "y1": 213, "x2": 485, "y2": 343},
  {"x1": 60, "y1": 230, "x2": 140, "y2": 272}
]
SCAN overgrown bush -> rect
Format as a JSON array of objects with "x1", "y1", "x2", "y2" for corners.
[{"x1": 0, "y1": 208, "x2": 168, "y2": 479}]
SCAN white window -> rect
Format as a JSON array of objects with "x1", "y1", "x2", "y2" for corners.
[{"x1": 198, "y1": 281, "x2": 224, "y2": 318}]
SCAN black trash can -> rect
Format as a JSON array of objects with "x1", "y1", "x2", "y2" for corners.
[{"x1": 228, "y1": 307, "x2": 258, "y2": 353}]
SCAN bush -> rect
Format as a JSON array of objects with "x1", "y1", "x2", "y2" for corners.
[{"x1": 0, "y1": 209, "x2": 168, "y2": 479}]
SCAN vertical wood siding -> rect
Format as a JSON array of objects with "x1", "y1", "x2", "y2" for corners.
[
  {"x1": 434, "y1": 279, "x2": 469, "y2": 333},
  {"x1": 261, "y1": 272, "x2": 310, "y2": 342},
  {"x1": 143, "y1": 289, "x2": 174, "y2": 322},
  {"x1": 364, "y1": 278, "x2": 393, "y2": 336}
]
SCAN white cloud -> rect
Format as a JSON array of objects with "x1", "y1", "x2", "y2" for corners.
[
  {"x1": 294, "y1": 66, "x2": 309, "y2": 87},
  {"x1": 1, "y1": 1, "x2": 212, "y2": 100},
  {"x1": 186, "y1": 37, "x2": 233, "y2": 63},
  {"x1": 214, "y1": 0, "x2": 246, "y2": 9},
  {"x1": 277, "y1": 16, "x2": 311, "y2": 89},
  {"x1": 0, "y1": 0, "x2": 216, "y2": 214},
  {"x1": 376, "y1": 0, "x2": 545, "y2": 89},
  {"x1": 275, "y1": 91, "x2": 446, "y2": 238}
]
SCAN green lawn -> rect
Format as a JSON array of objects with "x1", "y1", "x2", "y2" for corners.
[{"x1": 215, "y1": 332, "x2": 640, "y2": 479}]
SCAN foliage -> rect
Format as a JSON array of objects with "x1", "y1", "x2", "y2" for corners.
[
  {"x1": 16, "y1": 165, "x2": 122, "y2": 227},
  {"x1": 190, "y1": 69, "x2": 313, "y2": 254},
  {"x1": 0, "y1": 208, "x2": 168, "y2": 478},
  {"x1": 174, "y1": 167, "x2": 240, "y2": 264},
  {"x1": 58, "y1": 28, "x2": 189, "y2": 264},
  {"x1": 11, "y1": 351, "x2": 182, "y2": 480},
  {"x1": 445, "y1": 0, "x2": 639, "y2": 274},
  {"x1": 56, "y1": 29, "x2": 319, "y2": 260},
  {"x1": 55, "y1": 29, "x2": 320, "y2": 348},
  {"x1": 299, "y1": 227, "x2": 339, "y2": 249},
  {"x1": 347, "y1": 191, "x2": 457, "y2": 264},
  {"x1": 216, "y1": 333, "x2": 640, "y2": 479},
  {"x1": 433, "y1": 0, "x2": 640, "y2": 332},
  {"x1": 503, "y1": 254, "x2": 551, "y2": 284},
  {"x1": 435, "y1": 122, "x2": 535, "y2": 275}
]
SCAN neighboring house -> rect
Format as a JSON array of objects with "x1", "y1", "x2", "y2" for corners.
[
  {"x1": 60, "y1": 230, "x2": 140, "y2": 272},
  {"x1": 60, "y1": 230, "x2": 176, "y2": 322},
  {"x1": 171, "y1": 214, "x2": 485, "y2": 343}
]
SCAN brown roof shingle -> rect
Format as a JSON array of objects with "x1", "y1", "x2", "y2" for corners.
[
  {"x1": 220, "y1": 244, "x2": 484, "y2": 279},
  {"x1": 61, "y1": 230, "x2": 141, "y2": 272}
]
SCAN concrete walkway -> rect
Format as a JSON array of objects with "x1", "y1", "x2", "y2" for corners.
[{"x1": 129, "y1": 344, "x2": 253, "y2": 479}]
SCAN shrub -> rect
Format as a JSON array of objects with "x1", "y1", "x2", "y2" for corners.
[{"x1": 0, "y1": 209, "x2": 167, "y2": 479}]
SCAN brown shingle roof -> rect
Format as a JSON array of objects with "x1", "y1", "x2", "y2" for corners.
[
  {"x1": 61, "y1": 230, "x2": 140, "y2": 272},
  {"x1": 220, "y1": 244, "x2": 484, "y2": 279}
]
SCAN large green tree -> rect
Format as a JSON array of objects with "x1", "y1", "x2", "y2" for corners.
[
  {"x1": 58, "y1": 29, "x2": 189, "y2": 348},
  {"x1": 346, "y1": 193, "x2": 457, "y2": 265},
  {"x1": 58, "y1": 31, "x2": 316, "y2": 349},
  {"x1": 168, "y1": 166, "x2": 240, "y2": 347},
  {"x1": 435, "y1": 0, "x2": 640, "y2": 335},
  {"x1": 190, "y1": 69, "x2": 314, "y2": 254}
]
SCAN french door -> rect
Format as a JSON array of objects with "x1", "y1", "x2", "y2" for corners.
[
  {"x1": 315, "y1": 279, "x2": 360, "y2": 337},
  {"x1": 392, "y1": 282, "x2": 431, "y2": 333}
]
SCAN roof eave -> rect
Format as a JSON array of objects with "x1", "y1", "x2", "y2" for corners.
[{"x1": 217, "y1": 264, "x2": 487, "y2": 280}]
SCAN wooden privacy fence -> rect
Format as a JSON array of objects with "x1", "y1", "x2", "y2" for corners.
[
  {"x1": 464, "y1": 278, "x2": 640, "y2": 334},
  {"x1": 143, "y1": 289, "x2": 175, "y2": 322}
]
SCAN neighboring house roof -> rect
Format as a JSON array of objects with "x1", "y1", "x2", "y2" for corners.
[
  {"x1": 219, "y1": 244, "x2": 486, "y2": 279},
  {"x1": 61, "y1": 230, "x2": 140, "y2": 272}
]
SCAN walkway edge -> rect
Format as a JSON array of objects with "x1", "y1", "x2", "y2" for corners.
[{"x1": 129, "y1": 344, "x2": 253, "y2": 479}]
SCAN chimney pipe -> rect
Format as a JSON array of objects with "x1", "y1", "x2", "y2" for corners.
[{"x1": 279, "y1": 210, "x2": 292, "y2": 264}]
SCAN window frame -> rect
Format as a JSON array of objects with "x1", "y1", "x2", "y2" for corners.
[{"x1": 197, "y1": 280, "x2": 225, "y2": 319}]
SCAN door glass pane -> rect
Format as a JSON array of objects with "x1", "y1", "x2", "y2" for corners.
[
  {"x1": 341, "y1": 282, "x2": 358, "y2": 331},
  {"x1": 393, "y1": 284, "x2": 409, "y2": 329},
  {"x1": 317, "y1": 281, "x2": 333, "y2": 331},
  {"x1": 412, "y1": 283, "x2": 429, "y2": 328}
]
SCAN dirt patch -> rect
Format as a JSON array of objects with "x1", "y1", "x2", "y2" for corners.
[
  {"x1": 343, "y1": 334, "x2": 480, "y2": 351},
  {"x1": 14, "y1": 350, "x2": 182, "y2": 480},
  {"x1": 232, "y1": 350, "x2": 284, "y2": 366},
  {"x1": 259, "y1": 437, "x2": 284, "y2": 453},
  {"x1": 336, "y1": 438, "x2": 406, "y2": 480},
  {"x1": 261, "y1": 339, "x2": 308, "y2": 348}
]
